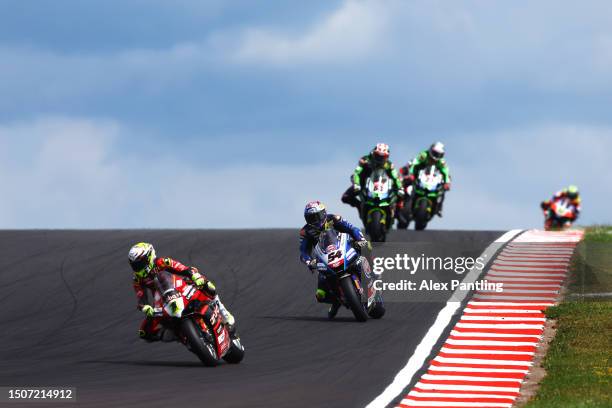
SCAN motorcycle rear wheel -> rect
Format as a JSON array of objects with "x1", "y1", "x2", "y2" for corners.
[
  {"x1": 223, "y1": 334, "x2": 245, "y2": 364},
  {"x1": 368, "y1": 302, "x2": 386, "y2": 319}
]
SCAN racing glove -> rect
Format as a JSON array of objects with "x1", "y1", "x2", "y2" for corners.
[
  {"x1": 202, "y1": 280, "x2": 217, "y2": 296},
  {"x1": 443, "y1": 183, "x2": 451, "y2": 191},
  {"x1": 141, "y1": 304, "x2": 154, "y2": 318},
  {"x1": 356, "y1": 239, "x2": 372, "y2": 251},
  {"x1": 190, "y1": 270, "x2": 206, "y2": 287},
  {"x1": 307, "y1": 259, "x2": 318, "y2": 273},
  {"x1": 191, "y1": 270, "x2": 217, "y2": 296}
]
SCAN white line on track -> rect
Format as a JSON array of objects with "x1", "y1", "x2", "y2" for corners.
[
  {"x1": 445, "y1": 339, "x2": 539, "y2": 346},
  {"x1": 449, "y1": 331, "x2": 542, "y2": 338},
  {"x1": 428, "y1": 365, "x2": 530, "y2": 373},
  {"x1": 402, "y1": 401, "x2": 513, "y2": 407},
  {"x1": 440, "y1": 348, "x2": 535, "y2": 356},
  {"x1": 413, "y1": 383, "x2": 521, "y2": 392},
  {"x1": 365, "y1": 229, "x2": 523, "y2": 408},
  {"x1": 421, "y1": 374, "x2": 523, "y2": 382},
  {"x1": 460, "y1": 316, "x2": 546, "y2": 321},
  {"x1": 408, "y1": 391, "x2": 510, "y2": 399},
  {"x1": 464, "y1": 308, "x2": 546, "y2": 313}
]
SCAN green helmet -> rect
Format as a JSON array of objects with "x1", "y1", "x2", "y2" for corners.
[
  {"x1": 128, "y1": 242, "x2": 156, "y2": 278},
  {"x1": 567, "y1": 185, "x2": 579, "y2": 199}
]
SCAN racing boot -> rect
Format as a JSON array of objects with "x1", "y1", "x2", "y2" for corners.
[
  {"x1": 138, "y1": 329, "x2": 161, "y2": 342},
  {"x1": 436, "y1": 197, "x2": 445, "y2": 217},
  {"x1": 341, "y1": 186, "x2": 361, "y2": 208},
  {"x1": 159, "y1": 327, "x2": 177, "y2": 343},
  {"x1": 139, "y1": 317, "x2": 162, "y2": 342},
  {"x1": 215, "y1": 295, "x2": 236, "y2": 334},
  {"x1": 315, "y1": 289, "x2": 327, "y2": 303},
  {"x1": 328, "y1": 301, "x2": 341, "y2": 319},
  {"x1": 316, "y1": 288, "x2": 340, "y2": 319}
]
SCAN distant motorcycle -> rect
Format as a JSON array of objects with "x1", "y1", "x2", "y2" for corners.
[
  {"x1": 312, "y1": 229, "x2": 385, "y2": 322},
  {"x1": 357, "y1": 168, "x2": 398, "y2": 242},
  {"x1": 151, "y1": 271, "x2": 244, "y2": 366},
  {"x1": 411, "y1": 166, "x2": 444, "y2": 230},
  {"x1": 544, "y1": 198, "x2": 576, "y2": 230}
]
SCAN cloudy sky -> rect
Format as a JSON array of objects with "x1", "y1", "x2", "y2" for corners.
[{"x1": 1, "y1": 0, "x2": 611, "y2": 229}]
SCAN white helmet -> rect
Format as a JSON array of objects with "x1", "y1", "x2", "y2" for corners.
[
  {"x1": 428, "y1": 142, "x2": 445, "y2": 161},
  {"x1": 128, "y1": 242, "x2": 156, "y2": 278}
]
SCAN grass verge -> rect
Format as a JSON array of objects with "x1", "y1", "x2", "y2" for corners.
[{"x1": 524, "y1": 226, "x2": 611, "y2": 408}]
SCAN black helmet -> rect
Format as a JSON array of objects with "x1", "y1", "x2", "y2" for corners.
[{"x1": 304, "y1": 201, "x2": 327, "y2": 229}]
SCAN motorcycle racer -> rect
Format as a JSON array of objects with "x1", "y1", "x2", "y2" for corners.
[
  {"x1": 406, "y1": 142, "x2": 451, "y2": 216},
  {"x1": 541, "y1": 185, "x2": 581, "y2": 226},
  {"x1": 398, "y1": 160, "x2": 414, "y2": 191},
  {"x1": 128, "y1": 242, "x2": 235, "y2": 341},
  {"x1": 299, "y1": 201, "x2": 370, "y2": 318},
  {"x1": 341, "y1": 143, "x2": 404, "y2": 208}
]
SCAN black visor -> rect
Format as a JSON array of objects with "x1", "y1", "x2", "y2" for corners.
[
  {"x1": 430, "y1": 149, "x2": 443, "y2": 160},
  {"x1": 130, "y1": 257, "x2": 148, "y2": 272},
  {"x1": 306, "y1": 211, "x2": 326, "y2": 227},
  {"x1": 373, "y1": 154, "x2": 387, "y2": 165}
]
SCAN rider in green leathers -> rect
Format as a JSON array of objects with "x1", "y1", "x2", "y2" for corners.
[
  {"x1": 406, "y1": 142, "x2": 451, "y2": 216},
  {"x1": 341, "y1": 143, "x2": 404, "y2": 208}
]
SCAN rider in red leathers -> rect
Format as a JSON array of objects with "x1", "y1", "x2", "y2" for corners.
[
  {"x1": 541, "y1": 185, "x2": 581, "y2": 228},
  {"x1": 129, "y1": 242, "x2": 235, "y2": 341}
]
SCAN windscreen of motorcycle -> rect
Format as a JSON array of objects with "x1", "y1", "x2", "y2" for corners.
[
  {"x1": 418, "y1": 165, "x2": 443, "y2": 191},
  {"x1": 155, "y1": 271, "x2": 186, "y2": 318},
  {"x1": 553, "y1": 198, "x2": 574, "y2": 217},
  {"x1": 313, "y1": 230, "x2": 358, "y2": 272},
  {"x1": 366, "y1": 168, "x2": 391, "y2": 199}
]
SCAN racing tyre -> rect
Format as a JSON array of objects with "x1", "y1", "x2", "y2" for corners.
[
  {"x1": 340, "y1": 276, "x2": 368, "y2": 322},
  {"x1": 368, "y1": 211, "x2": 386, "y2": 242},
  {"x1": 368, "y1": 302, "x2": 386, "y2": 319},
  {"x1": 414, "y1": 199, "x2": 429, "y2": 231},
  {"x1": 181, "y1": 319, "x2": 219, "y2": 366},
  {"x1": 223, "y1": 334, "x2": 245, "y2": 364}
]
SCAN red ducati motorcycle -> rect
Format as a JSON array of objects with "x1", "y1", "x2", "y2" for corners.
[{"x1": 152, "y1": 271, "x2": 244, "y2": 366}]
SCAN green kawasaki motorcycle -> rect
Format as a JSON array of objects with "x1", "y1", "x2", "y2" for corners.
[
  {"x1": 411, "y1": 165, "x2": 444, "y2": 230},
  {"x1": 358, "y1": 168, "x2": 398, "y2": 242}
]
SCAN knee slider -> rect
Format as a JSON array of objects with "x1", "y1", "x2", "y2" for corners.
[{"x1": 315, "y1": 289, "x2": 327, "y2": 302}]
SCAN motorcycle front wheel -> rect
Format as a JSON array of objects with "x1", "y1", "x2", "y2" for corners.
[
  {"x1": 181, "y1": 318, "x2": 219, "y2": 366},
  {"x1": 340, "y1": 276, "x2": 369, "y2": 322},
  {"x1": 367, "y1": 210, "x2": 386, "y2": 242},
  {"x1": 414, "y1": 199, "x2": 429, "y2": 231}
]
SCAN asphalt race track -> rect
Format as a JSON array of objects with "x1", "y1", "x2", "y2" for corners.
[{"x1": 0, "y1": 229, "x2": 502, "y2": 408}]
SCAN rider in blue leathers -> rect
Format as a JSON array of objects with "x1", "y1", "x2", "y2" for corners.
[{"x1": 299, "y1": 200, "x2": 369, "y2": 318}]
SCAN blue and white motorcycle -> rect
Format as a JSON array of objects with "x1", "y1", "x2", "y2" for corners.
[{"x1": 312, "y1": 229, "x2": 385, "y2": 322}]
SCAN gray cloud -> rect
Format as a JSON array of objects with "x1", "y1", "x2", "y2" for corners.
[{"x1": 1, "y1": 117, "x2": 609, "y2": 229}]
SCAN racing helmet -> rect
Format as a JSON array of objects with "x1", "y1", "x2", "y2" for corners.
[
  {"x1": 428, "y1": 142, "x2": 445, "y2": 161},
  {"x1": 304, "y1": 201, "x2": 327, "y2": 229},
  {"x1": 128, "y1": 242, "x2": 156, "y2": 278},
  {"x1": 372, "y1": 143, "x2": 390, "y2": 166},
  {"x1": 567, "y1": 185, "x2": 579, "y2": 200}
]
